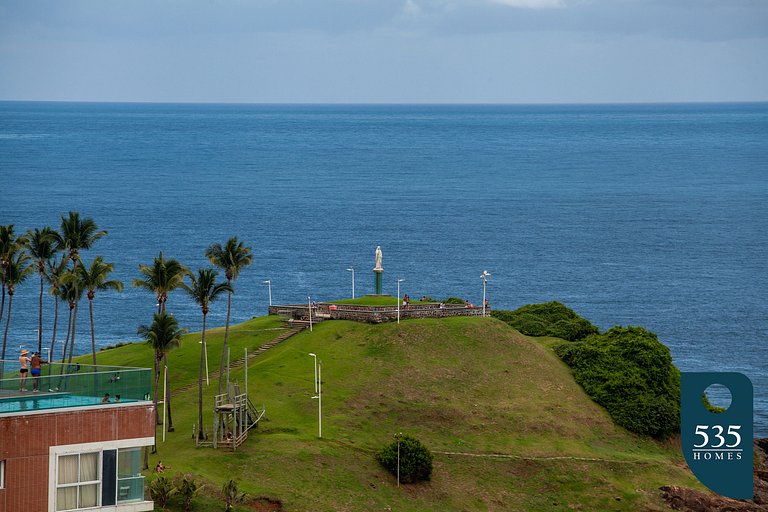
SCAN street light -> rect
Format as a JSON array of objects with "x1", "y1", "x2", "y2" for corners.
[
  {"x1": 396, "y1": 278, "x2": 404, "y2": 324},
  {"x1": 309, "y1": 353, "x2": 318, "y2": 394},
  {"x1": 308, "y1": 295, "x2": 313, "y2": 332},
  {"x1": 263, "y1": 280, "x2": 272, "y2": 306},
  {"x1": 346, "y1": 267, "x2": 355, "y2": 299},
  {"x1": 311, "y1": 361, "x2": 322, "y2": 438},
  {"x1": 481, "y1": 271, "x2": 491, "y2": 317}
]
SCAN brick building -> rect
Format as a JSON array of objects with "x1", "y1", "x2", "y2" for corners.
[{"x1": 0, "y1": 363, "x2": 155, "y2": 512}]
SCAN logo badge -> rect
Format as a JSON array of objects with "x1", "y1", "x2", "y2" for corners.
[{"x1": 681, "y1": 372, "x2": 753, "y2": 499}]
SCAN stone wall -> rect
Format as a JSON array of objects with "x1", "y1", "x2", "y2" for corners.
[{"x1": 268, "y1": 303, "x2": 487, "y2": 324}]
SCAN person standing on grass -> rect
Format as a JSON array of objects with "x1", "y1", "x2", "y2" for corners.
[{"x1": 19, "y1": 349, "x2": 31, "y2": 391}]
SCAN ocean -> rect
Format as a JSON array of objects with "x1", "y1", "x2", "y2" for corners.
[{"x1": 1, "y1": 101, "x2": 767, "y2": 435}]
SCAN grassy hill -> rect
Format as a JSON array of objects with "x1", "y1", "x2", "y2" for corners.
[{"x1": 89, "y1": 315, "x2": 700, "y2": 511}]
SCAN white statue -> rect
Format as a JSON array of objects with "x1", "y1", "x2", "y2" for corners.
[{"x1": 374, "y1": 246, "x2": 383, "y2": 270}]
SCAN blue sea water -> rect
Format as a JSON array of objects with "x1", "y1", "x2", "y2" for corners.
[{"x1": 1, "y1": 102, "x2": 767, "y2": 435}]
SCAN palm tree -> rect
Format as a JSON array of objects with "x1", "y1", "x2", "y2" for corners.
[
  {"x1": 45, "y1": 257, "x2": 71, "y2": 368},
  {"x1": 0, "y1": 224, "x2": 28, "y2": 330},
  {"x1": 77, "y1": 256, "x2": 124, "y2": 365},
  {"x1": 54, "y1": 212, "x2": 107, "y2": 366},
  {"x1": 132, "y1": 252, "x2": 190, "y2": 314},
  {"x1": 137, "y1": 313, "x2": 186, "y2": 450},
  {"x1": 184, "y1": 268, "x2": 231, "y2": 440},
  {"x1": 54, "y1": 212, "x2": 107, "y2": 267},
  {"x1": 132, "y1": 251, "x2": 190, "y2": 425},
  {"x1": 27, "y1": 227, "x2": 59, "y2": 354},
  {"x1": 62, "y1": 280, "x2": 83, "y2": 365},
  {"x1": 205, "y1": 237, "x2": 253, "y2": 394},
  {"x1": 1, "y1": 252, "x2": 34, "y2": 364}
]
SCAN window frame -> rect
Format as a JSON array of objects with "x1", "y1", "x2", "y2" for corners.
[
  {"x1": 1, "y1": 459, "x2": 5, "y2": 489},
  {"x1": 55, "y1": 451, "x2": 102, "y2": 511}
]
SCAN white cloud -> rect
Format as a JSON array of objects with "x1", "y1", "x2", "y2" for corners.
[{"x1": 488, "y1": 0, "x2": 566, "y2": 8}]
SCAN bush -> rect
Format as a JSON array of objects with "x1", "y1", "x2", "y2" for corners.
[
  {"x1": 443, "y1": 297, "x2": 466, "y2": 305},
  {"x1": 149, "y1": 475, "x2": 177, "y2": 510},
  {"x1": 174, "y1": 474, "x2": 202, "y2": 511},
  {"x1": 222, "y1": 479, "x2": 246, "y2": 512},
  {"x1": 554, "y1": 326, "x2": 680, "y2": 438},
  {"x1": 491, "y1": 302, "x2": 599, "y2": 341},
  {"x1": 377, "y1": 435, "x2": 433, "y2": 484}
]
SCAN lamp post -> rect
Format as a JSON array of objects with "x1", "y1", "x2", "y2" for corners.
[
  {"x1": 346, "y1": 267, "x2": 355, "y2": 299},
  {"x1": 309, "y1": 353, "x2": 318, "y2": 394},
  {"x1": 312, "y1": 361, "x2": 322, "y2": 438},
  {"x1": 481, "y1": 271, "x2": 491, "y2": 317},
  {"x1": 263, "y1": 280, "x2": 272, "y2": 306},
  {"x1": 308, "y1": 295, "x2": 313, "y2": 332},
  {"x1": 396, "y1": 278, "x2": 404, "y2": 324}
]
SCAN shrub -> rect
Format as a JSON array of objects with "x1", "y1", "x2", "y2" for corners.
[
  {"x1": 377, "y1": 435, "x2": 433, "y2": 484},
  {"x1": 174, "y1": 474, "x2": 202, "y2": 511},
  {"x1": 554, "y1": 325, "x2": 680, "y2": 438},
  {"x1": 491, "y1": 302, "x2": 599, "y2": 341},
  {"x1": 443, "y1": 297, "x2": 466, "y2": 305},
  {"x1": 222, "y1": 479, "x2": 247, "y2": 512},
  {"x1": 149, "y1": 475, "x2": 177, "y2": 510}
]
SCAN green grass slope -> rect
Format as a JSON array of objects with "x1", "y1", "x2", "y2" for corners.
[{"x1": 90, "y1": 316, "x2": 699, "y2": 511}]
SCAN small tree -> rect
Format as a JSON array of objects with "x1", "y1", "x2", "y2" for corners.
[
  {"x1": 376, "y1": 434, "x2": 433, "y2": 484},
  {"x1": 222, "y1": 479, "x2": 246, "y2": 512},
  {"x1": 175, "y1": 474, "x2": 202, "y2": 512},
  {"x1": 149, "y1": 475, "x2": 177, "y2": 510}
]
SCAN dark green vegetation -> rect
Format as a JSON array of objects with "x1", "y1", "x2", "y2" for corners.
[
  {"x1": 555, "y1": 326, "x2": 680, "y2": 438},
  {"x1": 89, "y1": 315, "x2": 700, "y2": 511},
  {"x1": 377, "y1": 435, "x2": 434, "y2": 484},
  {"x1": 492, "y1": 301, "x2": 599, "y2": 341}
]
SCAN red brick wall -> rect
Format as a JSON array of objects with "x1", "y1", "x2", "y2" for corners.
[{"x1": 0, "y1": 404, "x2": 154, "y2": 512}]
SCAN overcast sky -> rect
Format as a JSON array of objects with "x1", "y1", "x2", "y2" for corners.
[{"x1": 0, "y1": 0, "x2": 766, "y2": 103}]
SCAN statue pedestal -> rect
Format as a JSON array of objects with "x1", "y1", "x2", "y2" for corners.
[{"x1": 373, "y1": 269, "x2": 383, "y2": 295}]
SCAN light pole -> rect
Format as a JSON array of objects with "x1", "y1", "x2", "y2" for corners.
[
  {"x1": 396, "y1": 278, "x2": 404, "y2": 324},
  {"x1": 308, "y1": 295, "x2": 313, "y2": 332},
  {"x1": 346, "y1": 267, "x2": 355, "y2": 299},
  {"x1": 311, "y1": 361, "x2": 322, "y2": 438},
  {"x1": 395, "y1": 432, "x2": 403, "y2": 487},
  {"x1": 309, "y1": 353, "x2": 318, "y2": 394},
  {"x1": 481, "y1": 271, "x2": 491, "y2": 317},
  {"x1": 198, "y1": 340, "x2": 209, "y2": 386},
  {"x1": 263, "y1": 280, "x2": 272, "y2": 306}
]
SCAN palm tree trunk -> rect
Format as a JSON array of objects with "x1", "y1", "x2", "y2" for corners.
[
  {"x1": 154, "y1": 356, "x2": 161, "y2": 425},
  {"x1": 61, "y1": 307, "x2": 72, "y2": 363},
  {"x1": 218, "y1": 285, "x2": 232, "y2": 394},
  {"x1": 198, "y1": 312, "x2": 207, "y2": 440},
  {"x1": 165, "y1": 352, "x2": 174, "y2": 432},
  {"x1": 0, "y1": 282, "x2": 6, "y2": 329},
  {"x1": 49, "y1": 295, "x2": 59, "y2": 374},
  {"x1": 38, "y1": 272, "x2": 44, "y2": 354},
  {"x1": 89, "y1": 298, "x2": 97, "y2": 365},
  {"x1": 67, "y1": 303, "x2": 78, "y2": 364},
  {"x1": 152, "y1": 352, "x2": 162, "y2": 453},
  {"x1": 2, "y1": 293, "x2": 13, "y2": 361}
]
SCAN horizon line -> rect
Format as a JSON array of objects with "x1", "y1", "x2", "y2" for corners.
[{"x1": 1, "y1": 99, "x2": 767, "y2": 108}]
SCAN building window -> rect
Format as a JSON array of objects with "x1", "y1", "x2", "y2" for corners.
[
  {"x1": 1, "y1": 459, "x2": 5, "y2": 489},
  {"x1": 56, "y1": 452, "x2": 101, "y2": 511},
  {"x1": 117, "y1": 448, "x2": 144, "y2": 502}
]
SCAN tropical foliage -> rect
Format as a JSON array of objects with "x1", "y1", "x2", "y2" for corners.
[
  {"x1": 77, "y1": 256, "x2": 123, "y2": 364},
  {"x1": 492, "y1": 301, "x2": 599, "y2": 341},
  {"x1": 554, "y1": 325, "x2": 680, "y2": 438}
]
